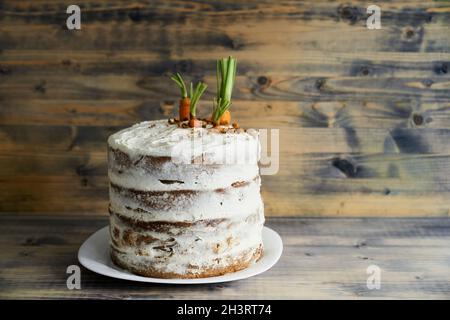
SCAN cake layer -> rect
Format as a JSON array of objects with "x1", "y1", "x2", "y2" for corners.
[
  {"x1": 111, "y1": 245, "x2": 263, "y2": 279},
  {"x1": 108, "y1": 147, "x2": 259, "y2": 191},
  {"x1": 109, "y1": 176, "x2": 262, "y2": 221},
  {"x1": 110, "y1": 207, "x2": 228, "y2": 233},
  {"x1": 108, "y1": 120, "x2": 260, "y2": 164},
  {"x1": 109, "y1": 207, "x2": 264, "y2": 277}
]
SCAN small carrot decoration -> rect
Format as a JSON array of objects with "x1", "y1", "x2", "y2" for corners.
[
  {"x1": 188, "y1": 81, "x2": 208, "y2": 128},
  {"x1": 212, "y1": 56, "x2": 237, "y2": 126},
  {"x1": 170, "y1": 73, "x2": 190, "y2": 121},
  {"x1": 219, "y1": 110, "x2": 231, "y2": 125}
]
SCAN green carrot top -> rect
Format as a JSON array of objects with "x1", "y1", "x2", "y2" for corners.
[
  {"x1": 170, "y1": 72, "x2": 188, "y2": 98},
  {"x1": 213, "y1": 56, "x2": 237, "y2": 123},
  {"x1": 189, "y1": 81, "x2": 208, "y2": 117}
]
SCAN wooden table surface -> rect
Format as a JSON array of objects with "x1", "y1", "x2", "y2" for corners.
[{"x1": 0, "y1": 215, "x2": 449, "y2": 299}]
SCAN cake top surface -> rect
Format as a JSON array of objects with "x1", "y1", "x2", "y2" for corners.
[{"x1": 108, "y1": 120, "x2": 260, "y2": 164}]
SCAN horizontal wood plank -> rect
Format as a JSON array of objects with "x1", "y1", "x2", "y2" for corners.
[
  {"x1": 2, "y1": 50, "x2": 450, "y2": 77},
  {"x1": 1, "y1": 1, "x2": 449, "y2": 53},
  {"x1": 1, "y1": 74, "x2": 449, "y2": 103}
]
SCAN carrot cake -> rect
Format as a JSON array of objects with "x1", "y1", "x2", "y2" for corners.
[
  {"x1": 108, "y1": 120, "x2": 264, "y2": 278},
  {"x1": 107, "y1": 56, "x2": 265, "y2": 278}
]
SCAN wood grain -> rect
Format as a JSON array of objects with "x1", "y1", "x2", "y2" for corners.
[
  {"x1": 0, "y1": 0, "x2": 450, "y2": 216},
  {"x1": 0, "y1": 215, "x2": 449, "y2": 299}
]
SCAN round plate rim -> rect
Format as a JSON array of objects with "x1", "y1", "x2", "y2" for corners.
[{"x1": 78, "y1": 225, "x2": 283, "y2": 284}]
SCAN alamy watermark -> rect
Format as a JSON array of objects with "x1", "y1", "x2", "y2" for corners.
[
  {"x1": 366, "y1": 5, "x2": 382, "y2": 30},
  {"x1": 168, "y1": 128, "x2": 280, "y2": 175},
  {"x1": 66, "y1": 265, "x2": 81, "y2": 290},
  {"x1": 259, "y1": 129, "x2": 279, "y2": 176},
  {"x1": 366, "y1": 265, "x2": 381, "y2": 290},
  {"x1": 66, "y1": 5, "x2": 81, "y2": 30}
]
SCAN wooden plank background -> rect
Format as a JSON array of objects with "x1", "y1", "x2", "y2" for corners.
[{"x1": 0, "y1": 0, "x2": 449, "y2": 216}]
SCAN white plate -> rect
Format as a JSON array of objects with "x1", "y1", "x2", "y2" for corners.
[{"x1": 78, "y1": 226, "x2": 283, "y2": 284}]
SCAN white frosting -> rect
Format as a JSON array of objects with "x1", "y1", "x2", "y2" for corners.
[
  {"x1": 108, "y1": 120, "x2": 261, "y2": 165},
  {"x1": 109, "y1": 178, "x2": 263, "y2": 222},
  {"x1": 108, "y1": 164, "x2": 259, "y2": 191}
]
